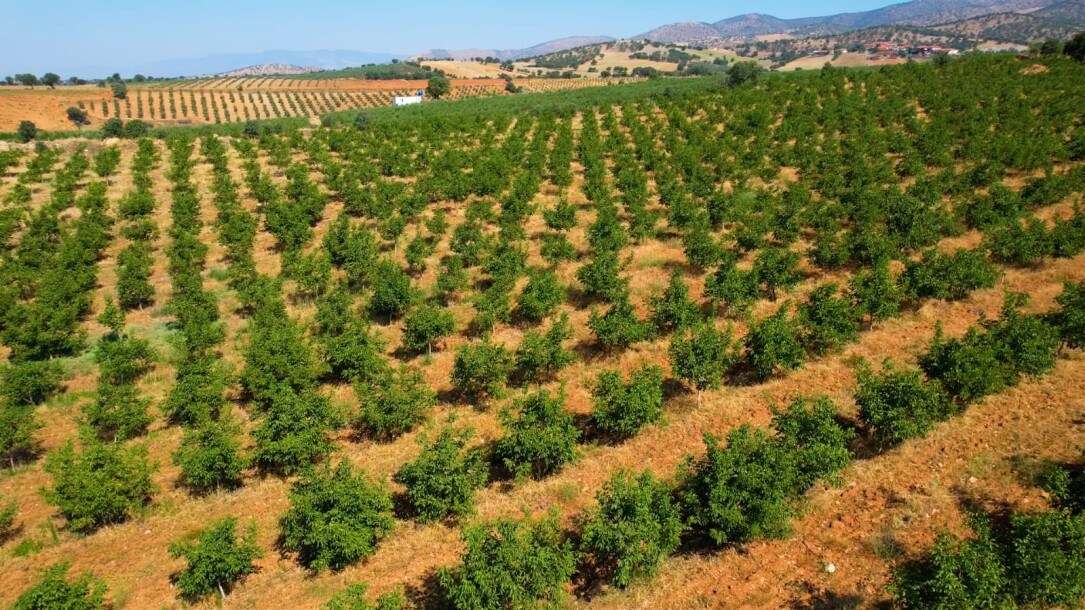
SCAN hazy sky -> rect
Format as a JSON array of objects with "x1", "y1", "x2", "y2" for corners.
[{"x1": 2, "y1": 0, "x2": 899, "y2": 75}]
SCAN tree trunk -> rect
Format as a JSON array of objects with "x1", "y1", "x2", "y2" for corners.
[
  {"x1": 218, "y1": 581, "x2": 226, "y2": 600},
  {"x1": 697, "y1": 388, "x2": 702, "y2": 409}
]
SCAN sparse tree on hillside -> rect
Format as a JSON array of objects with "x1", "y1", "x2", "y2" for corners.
[
  {"x1": 1067, "y1": 32, "x2": 1085, "y2": 63},
  {"x1": 426, "y1": 76, "x2": 451, "y2": 100},
  {"x1": 16, "y1": 120, "x2": 36, "y2": 143},
  {"x1": 41, "y1": 73, "x2": 60, "y2": 88},
  {"x1": 15, "y1": 73, "x2": 39, "y2": 88},
  {"x1": 111, "y1": 80, "x2": 127, "y2": 100},
  {"x1": 66, "y1": 107, "x2": 88, "y2": 129}
]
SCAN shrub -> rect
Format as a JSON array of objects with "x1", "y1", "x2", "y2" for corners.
[
  {"x1": 367, "y1": 259, "x2": 415, "y2": 321},
  {"x1": 0, "y1": 403, "x2": 40, "y2": 467},
  {"x1": 543, "y1": 198, "x2": 577, "y2": 230},
  {"x1": 541, "y1": 231, "x2": 577, "y2": 264},
  {"x1": 162, "y1": 354, "x2": 228, "y2": 425},
  {"x1": 401, "y1": 302, "x2": 454, "y2": 355},
  {"x1": 494, "y1": 388, "x2": 580, "y2": 479},
  {"x1": 891, "y1": 517, "x2": 1010, "y2": 610},
  {"x1": 588, "y1": 293, "x2": 655, "y2": 350},
  {"x1": 682, "y1": 215, "x2": 723, "y2": 268},
  {"x1": 753, "y1": 246, "x2": 802, "y2": 300},
  {"x1": 355, "y1": 365, "x2": 436, "y2": 440},
  {"x1": 744, "y1": 303, "x2": 805, "y2": 381},
  {"x1": 84, "y1": 382, "x2": 151, "y2": 441},
  {"x1": 471, "y1": 279, "x2": 513, "y2": 331},
  {"x1": 1, "y1": 360, "x2": 63, "y2": 406},
  {"x1": 983, "y1": 216, "x2": 1052, "y2": 266},
  {"x1": 772, "y1": 396, "x2": 855, "y2": 489},
  {"x1": 516, "y1": 267, "x2": 565, "y2": 323},
  {"x1": 580, "y1": 469, "x2": 683, "y2": 588},
  {"x1": 679, "y1": 427, "x2": 800, "y2": 546},
  {"x1": 280, "y1": 460, "x2": 395, "y2": 572},
  {"x1": 173, "y1": 413, "x2": 248, "y2": 493},
  {"x1": 650, "y1": 269, "x2": 701, "y2": 332},
  {"x1": 439, "y1": 511, "x2": 576, "y2": 610},
  {"x1": 324, "y1": 583, "x2": 406, "y2": 610},
  {"x1": 16, "y1": 120, "x2": 37, "y2": 143},
  {"x1": 669, "y1": 321, "x2": 737, "y2": 406},
  {"x1": 920, "y1": 325, "x2": 1007, "y2": 404},
  {"x1": 12, "y1": 562, "x2": 107, "y2": 610},
  {"x1": 0, "y1": 500, "x2": 16, "y2": 540},
  {"x1": 855, "y1": 360, "x2": 952, "y2": 446},
  {"x1": 590, "y1": 364, "x2": 665, "y2": 438},
  {"x1": 436, "y1": 255, "x2": 470, "y2": 300},
  {"x1": 514, "y1": 313, "x2": 576, "y2": 382},
  {"x1": 576, "y1": 250, "x2": 629, "y2": 302},
  {"x1": 394, "y1": 429, "x2": 488, "y2": 522},
  {"x1": 43, "y1": 438, "x2": 156, "y2": 533},
  {"x1": 1007, "y1": 509, "x2": 1085, "y2": 606},
  {"x1": 1052, "y1": 280, "x2": 1085, "y2": 349},
  {"x1": 314, "y1": 288, "x2": 387, "y2": 384},
  {"x1": 704, "y1": 256, "x2": 759, "y2": 316},
  {"x1": 901, "y1": 249, "x2": 998, "y2": 301},
  {"x1": 451, "y1": 337, "x2": 514, "y2": 401},
  {"x1": 799, "y1": 283, "x2": 860, "y2": 354},
  {"x1": 168, "y1": 517, "x2": 262, "y2": 600},
  {"x1": 983, "y1": 293, "x2": 1059, "y2": 378},
  {"x1": 250, "y1": 389, "x2": 342, "y2": 475},
  {"x1": 848, "y1": 259, "x2": 901, "y2": 324}
]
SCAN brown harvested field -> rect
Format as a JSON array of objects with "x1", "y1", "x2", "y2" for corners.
[
  {"x1": 420, "y1": 61, "x2": 516, "y2": 79},
  {"x1": 0, "y1": 86, "x2": 110, "y2": 131},
  {"x1": 0, "y1": 55, "x2": 1083, "y2": 610},
  {"x1": 0, "y1": 77, "x2": 637, "y2": 131}
]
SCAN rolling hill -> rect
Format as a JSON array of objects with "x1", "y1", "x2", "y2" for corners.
[
  {"x1": 637, "y1": 0, "x2": 1066, "y2": 42},
  {"x1": 414, "y1": 36, "x2": 616, "y2": 61}
]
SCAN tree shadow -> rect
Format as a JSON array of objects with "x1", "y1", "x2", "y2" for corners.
[
  {"x1": 404, "y1": 569, "x2": 450, "y2": 610},
  {"x1": 571, "y1": 338, "x2": 609, "y2": 364},
  {"x1": 787, "y1": 584, "x2": 866, "y2": 610}
]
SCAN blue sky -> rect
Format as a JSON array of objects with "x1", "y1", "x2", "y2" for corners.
[{"x1": 3, "y1": 0, "x2": 899, "y2": 76}]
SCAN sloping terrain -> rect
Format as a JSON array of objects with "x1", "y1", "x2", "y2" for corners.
[{"x1": 0, "y1": 54, "x2": 1084, "y2": 610}]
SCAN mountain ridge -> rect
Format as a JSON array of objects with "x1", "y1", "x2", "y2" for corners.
[
  {"x1": 637, "y1": 0, "x2": 1064, "y2": 42},
  {"x1": 412, "y1": 35, "x2": 616, "y2": 62}
]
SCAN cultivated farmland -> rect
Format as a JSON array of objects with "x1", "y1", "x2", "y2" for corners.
[
  {"x1": 1, "y1": 54, "x2": 1085, "y2": 610},
  {"x1": 0, "y1": 77, "x2": 640, "y2": 132}
]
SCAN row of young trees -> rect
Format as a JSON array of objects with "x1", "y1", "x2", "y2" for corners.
[{"x1": 1, "y1": 145, "x2": 115, "y2": 471}]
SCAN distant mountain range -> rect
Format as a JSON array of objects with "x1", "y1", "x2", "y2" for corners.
[
  {"x1": 69, "y1": 0, "x2": 1083, "y2": 79},
  {"x1": 412, "y1": 36, "x2": 616, "y2": 62},
  {"x1": 121, "y1": 50, "x2": 403, "y2": 79},
  {"x1": 637, "y1": 0, "x2": 1068, "y2": 42}
]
